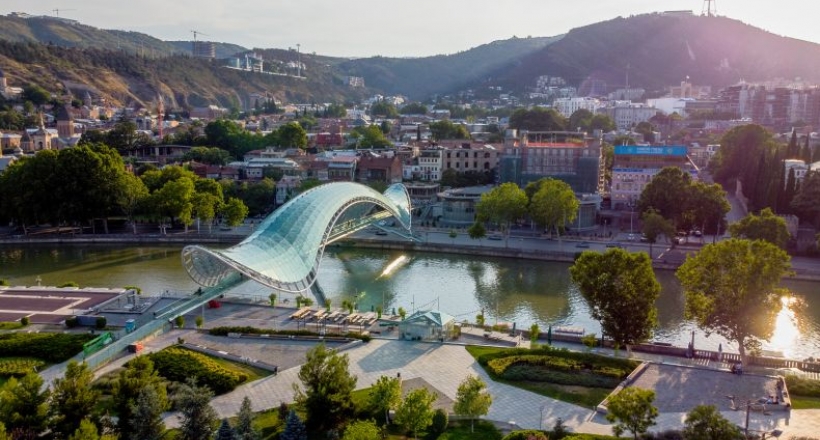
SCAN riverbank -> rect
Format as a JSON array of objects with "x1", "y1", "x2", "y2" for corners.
[{"x1": 2, "y1": 229, "x2": 819, "y2": 281}]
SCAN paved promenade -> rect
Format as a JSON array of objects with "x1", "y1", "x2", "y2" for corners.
[{"x1": 140, "y1": 332, "x2": 820, "y2": 437}]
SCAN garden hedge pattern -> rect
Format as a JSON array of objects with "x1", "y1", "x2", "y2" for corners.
[
  {"x1": 0, "y1": 333, "x2": 94, "y2": 363},
  {"x1": 148, "y1": 347, "x2": 248, "y2": 394}
]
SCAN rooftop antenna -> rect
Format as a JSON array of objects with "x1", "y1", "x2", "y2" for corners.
[{"x1": 702, "y1": 0, "x2": 717, "y2": 17}]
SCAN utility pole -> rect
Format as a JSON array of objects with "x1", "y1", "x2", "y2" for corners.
[{"x1": 296, "y1": 43, "x2": 301, "y2": 77}]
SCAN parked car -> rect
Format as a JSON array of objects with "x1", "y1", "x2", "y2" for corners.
[{"x1": 487, "y1": 235, "x2": 503, "y2": 241}]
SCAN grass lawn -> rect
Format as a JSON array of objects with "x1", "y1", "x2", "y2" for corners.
[
  {"x1": 0, "y1": 322, "x2": 23, "y2": 330},
  {"x1": 790, "y1": 396, "x2": 820, "y2": 409},
  {"x1": 465, "y1": 345, "x2": 628, "y2": 409}
]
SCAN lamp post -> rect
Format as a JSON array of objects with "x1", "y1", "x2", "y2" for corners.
[{"x1": 539, "y1": 402, "x2": 548, "y2": 430}]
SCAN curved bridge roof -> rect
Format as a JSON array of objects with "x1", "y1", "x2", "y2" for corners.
[{"x1": 182, "y1": 182, "x2": 412, "y2": 293}]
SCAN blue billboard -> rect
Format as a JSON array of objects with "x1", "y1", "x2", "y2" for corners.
[{"x1": 614, "y1": 146, "x2": 687, "y2": 156}]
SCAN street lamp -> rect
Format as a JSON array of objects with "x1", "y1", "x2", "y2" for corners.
[{"x1": 539, "y1": 402, "x2": 549, "y2": 430}]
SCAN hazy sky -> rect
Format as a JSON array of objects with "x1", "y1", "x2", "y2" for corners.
[{"x1": 2, "y1": 0, "x2": 817, "y2": 58}]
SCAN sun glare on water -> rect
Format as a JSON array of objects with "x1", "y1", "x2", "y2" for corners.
[
  {"x1": 379, "y1": 255, "x2": 408, "y2": 278},
  {"x1": 769, "y1": 295, "x2": 800, "y2": 356}
]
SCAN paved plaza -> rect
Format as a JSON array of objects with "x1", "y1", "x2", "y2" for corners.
[{"x1": 130, "y1": 332, "x2": 820, "y2": 437}]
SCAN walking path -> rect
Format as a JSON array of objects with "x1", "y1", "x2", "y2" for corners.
[{"x1": 145, "y1": 333, "x2": 820, "y2": 437}]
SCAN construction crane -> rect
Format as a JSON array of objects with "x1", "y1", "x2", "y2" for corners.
[
  {"x1": 52, "y1": 8, "x2": 76, "y2": 17},
  {"x1": 190, "y1": 30, "x2": 209, "y2": 42}
]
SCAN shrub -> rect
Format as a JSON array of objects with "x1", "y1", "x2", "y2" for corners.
[
  {"x1": 430, "y1": 408, "x2": 448, "y2": 436},
  {"x1": 20, "y1": 316, "x2": 29, "y2": 326},
  {"x1": 0, "y1": 333, "x2": 94, "y2": 363},
  {"x1": 174, "y1": 315, "x2": 185, "y2": 328},
  {"x1": 503, "y1": 430, "x2": 549, "y2": 440},
  {"x1": 95, "y1": 316, "x2": 107, "y2": 329},
  {"x1": 147, "y1": 347, "x2": 248, "y2": 394},
  {"x1": 581, "y1": 334, "x2": 598, "y2": 348},
  {"x1": 784, "y1": 375, "x2": 820, "y2": 398},
  {"x1": 0, "y1": 358, "x2": 46, "y2": 376}
]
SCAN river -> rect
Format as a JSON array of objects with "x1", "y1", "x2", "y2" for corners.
[{"x1": 0, "y1": 243, "x2": 818, "y2": 360}]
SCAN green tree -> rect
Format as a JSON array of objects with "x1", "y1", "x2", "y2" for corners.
[
  {"x1": 688, "y1": 182, "x2": 730, "y2": 239},
  {"x1": 368, "y1": 375, "x2": 401, "y2": 425},
  {"x1": 182, "y1": 146, "x2": 231, "y2": 165},
  {"x1": 400, "y1": 102, "x2": 428, "y2": 115},
  {"x1": 0, "y1": 373, "x2": 49, "y2": 438},
  {"x1": 352, "y1": 125, "x2": 391, "y2": 148},
  {"x1": 468, "y1": 221, "x2": 487, "y2": 240},
  {"x1": 276, "y1": 122, "x2": 309, "y2": 149},
  {"x1": 530, "y1": 323, "x2": 540, "y2": 345},
  {"x1": 682, "y1": 405, "x2": 744, "y2": 440},
  {"x1": 22, "y1": 84, "x2": 51, "y2": 106},
  {"x1": 294, "y1": 343, "x2": 357, "y2": 433},
  {"x1": 634, "y1": 122, "x2": 657, "y2": 144},
  {"x1": 430, "y1": 408, "x2": 448, "y2": 436},
  {"x1": 638, "y1": 167, "x2": 692, "y2": 227},
  {"x1": 222, "y1": 197, "x2": 249, "y2": 227},
  {"x1": 791, "y1": 171, "x2": 820, "y2": 228},
  {"x1": 570, "y1": 249, "x2": 660, "y2": 349},
  {"x1": 676, "y1": 239, "x2": 791, "y2": 360},
  {"x1": 215, "y1": 418, "x2": 237, "y2": 440},
  {"x1": 590, "y1": 114, "x2": 616, "y2": 132},
  {"x1": 235, "y1": 396, "x2": 259, "y2": 440},
  {"x1": 113, "y1": 354, "x2": 168, "y2": 434},
  {"x1": 342, "y1": 419, "x2": 381, "y2": 440},
  {"x1": 369, "y1": 101, "x2": 399, "y2": 118},
  {"x1": 118, "y1": 172, "x2": 150, "y2": 234},
  {"x1": 641, "y1": 208, "x2": 675, "y2": 257},
  {"x1": 68, "y1": 418, "x2": 99, "y2": 440},
  {"x1": 527, "y1": 178, "x2": 579, "y2": 239},
  {"x1": 128, "y1": 386, "x2": 166, "y2": 440},
  {"x1": 0, "y1": 423, "x2": 10, "y2": 440},
  {"x1": 150, "y1": 176, "x2": 196, "y2": 233},
  {"x1": 395, "y1": 388, "x2": 436, "y2": 440},
  {"x1": 325, "y1": 103, "x2": 348, "y2": 118},
  {"x1": 729, "y1": 208, "x2": 790, "y2": 249},
  {"x1": 569, "y1": 109, "x2": 594, "y2": 132},
  {"x1": 605, "y1": 387, "x2": 658, "y2": 440},
  {"x1": 175, "y1": 379, "x2": 218, "y2": 440},
  {"x1": 50, "y1": 360, "x2": 100, "y2": 439},
  {"x1": 453, "y1": 375, "x2": 493, "y2": 433},
  {"x1": 175, "y1": 315, "x2": 185, "y2": 328},
  {"x1": 429, "y1": 120, "x2": 470, "y2": 140},
  {"x1": 280, "y1": 410, "x2": 307, "y2": 440},
  {"x1": 509, "y1": 107, "x2": 567, "y2": 131},
  {"x1": 475, "y1": 183, "x2": 528, "y2": 243}
]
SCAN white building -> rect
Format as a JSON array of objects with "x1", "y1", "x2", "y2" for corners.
[
  {"x1": 598, "y1": 101, "x2": 658, "y2": 130},
  {"x1": 647, "y1": 98, "x2": 691, "y2": 117},
  {"x1": 553, "y1": 97, "x2": 603, "y2": 118}
]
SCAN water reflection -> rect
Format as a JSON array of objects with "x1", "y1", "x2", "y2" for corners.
[{"x1": 1, "y1": 243, "x2": 818, "y2": 359}]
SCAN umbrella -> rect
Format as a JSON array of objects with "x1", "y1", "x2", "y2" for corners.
[{"x1": 547, "y1": 325, "x2": 552, "y2": 345}]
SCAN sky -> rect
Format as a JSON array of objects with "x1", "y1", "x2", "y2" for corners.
[{"x1": 2, "y1": 0, "x2": 818, "y2": 58}]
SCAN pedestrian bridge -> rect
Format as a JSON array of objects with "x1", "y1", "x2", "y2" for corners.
[{"x1": 182, "y1": 182, "x2": 413, "y2": 295}]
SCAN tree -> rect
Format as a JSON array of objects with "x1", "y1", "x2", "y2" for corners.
[
  {"x1": 118, "y1": 172, "x2": 150, "y2": 234},
  {"x1": 509, "y1": 107, "x2": 567, "y2": 131},
  {"x1": 68, "y1": 418, "x2": 99, "y2": 440},
  {"x1": 590, "y1": 114, "x2": 616, "y2": 132},
  {"x1": 682, "y1": 405, "x2": 744, "y2": 440},
  {"x1": 175, "y1": 315, "x2": 185, "y2": 328},
  {"x1": 569, "y1": 249, "x2": 660, "y2": 349},
  {"x1": 395, "y1": 388, "x2": 436, "y2": 440},
  {"x1": 222, "y1": 197, "x2": 249, "y2": 227},
  {"x1": 0, "y1": 423, "x2": 10, "y2": 440},
  {"x1": 368, "y1": 375, "x2": 401, "y2": 425},
  {"x1": 195, "y1": 315, "x2": 204, "y2": 329},
  {"x1": 429, "y1": 120, "x2": 470, "y2": 140},
  {"x1": 22, "y1": 84, "x2": 51, "y2": 106},
  {"x1": 475, "y1": 183, "x2": 528, "y2": 243},
  {"x1": 342, "y1": 420, "x2": 381, "y2": 440},
  {"x1": 677, "y1": 239, "x2": 791, "y2": 360},
  {"x1": 606, "y1": 387, "x2": 658, "y2": 440},
  {"x1": 113, "y1": 355, "x2": 168, "y2": 434},
  {"x1": 400, "y1": 102, "x2": 428, "y2": 115},
  {"x1": 527, "y1": 178, "x2": 579, "y2": 239},
  {"x1": 729, "y1": 208, "x2": 790, "y2": 249},
  {"x1": 370, "y1": 101, "x2": 399, "y2": 118},
  {"x1": 276, "y1": 122, "x2": 308, "y2": 149},
  {"x1": 688, "y1": 182, "x2": 730, "y2": 239},
  {"x1": 791, "y1": 171, "x2": 820, "y2": 228},
  {"x1": 638, "y1": 167, "x2": 692, "y2": 227},
  {"x1": 128, "y1": 386, "x2": 166, "y2": 440},
  {"x1": 641, "y1": 208, "x2": 675, "y2": 257},
  {"x1": 0, "y1": 373, "x2": 50, "y2": 439},
  {"x1": 280, "y1": 410, "x2": 307, "y2": 440},
  {"x1": 175, "y1": 379, "x2": 218, "y2": 440},
  {"x1": 294, "y1": 343, "x2": 357, "y2": 433},
  {"x1": 215, "y1": 419, "x2": 237, "y2": 440},
  {"x1": 569, "y1": 109, "x2": 594, "y2": 132},
  {"x1": 235, "y1": 396, "x2": 259, "y2": 440},
  {"x1": 50, "y1": 360, "x2": 100, "y2": 439},
  {"x1": 453, "y1": 375, "x2": 492, "y2": 433},
  {"x1": 430, "y1": 409, "x2": 448, "y2": 436},
  {"x1": 468, "y1": 221, "x2": 486, "y2": 241}
]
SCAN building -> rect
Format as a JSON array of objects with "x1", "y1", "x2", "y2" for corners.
[
  {"x1": 275, "y1": 175, "x2": 302, "y2": 206},
  {"x1": 357, "y1": 154, "x2": 402, "y2": 183},
  {"x1": 669, "y1": 78, "x2": 712, "y2": 99},
  {"x1": 553, "y1": 97, "x2": 602, "y2": 118},
  {"x1": 441, "y1": 143, "x2": 500, "y2": 176},
  {"x1": 399, "y1": 310, "x2": 456, "y2": 342},
  {"x1": 783, "y1": 159, "x2": 809, "y2": 185},
  {"x1": 435, "y1": 185, "x2": 494, "y2": 227},
  {"x1": 610, "y1": 145, "x2": 698, "y2": 209},
  {"x1": 193, "y1": 41, "x2": 216, "y2": 59},
  {"x1": 0, "y1": 68, "x2": 22, "y2": 100},
  {"x1": 598, "y1": 101, "x2": 658, "y2": 130},
  {"x1": 414, "y1": 148, "x2": 443, "y2": 181},
  {"x1": 499, "y1": 130, "x2": 603, "y2": 194},
  {"x1": 56, "y1": 105, "x2": 75, "y2": 138}
]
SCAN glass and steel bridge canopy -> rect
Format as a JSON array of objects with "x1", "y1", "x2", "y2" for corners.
[{"x1": 182, "y1": 182, "x2": 412, "y2": 294}]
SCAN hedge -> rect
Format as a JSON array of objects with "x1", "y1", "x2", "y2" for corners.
[
  {"x1": 785, "y1": 375, "x2": 820, "y2": 398},
  {"x1": 0, "y1": 333, "x2": 94, "y2": 363},
  {"x1": 501, "y1": 365, "x2": 622, "y2": 388},
  {"x1": 147, "y1": 347, "x2": 248, "y2": 394},
  {"x1": 208, "y1": 326, "x2": 371, "y2": 342},
  {"x1": 0, "y1": 358, "x2": 46, "y2": 377},
  {"x1": 503, "y1": 430, "x2": 548, "y2": 440},
  {"x1": 476, "y1": 346, "x2": 638, "y2": 370}
]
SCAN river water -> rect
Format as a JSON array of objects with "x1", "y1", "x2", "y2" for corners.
[{"x1": 1, "y1": 243, "x2": 818, "y2": 360}]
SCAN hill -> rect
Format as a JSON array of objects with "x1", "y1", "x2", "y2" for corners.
[
  {"x1": 337, "y1": 36, "x2": 560, "y2": 100},
  {"x1": 495, "y1": 13, "x2": 820, "y2": 94},
  {"x1": 0, "y1": 41, "x2": 369, "y2": 109}
]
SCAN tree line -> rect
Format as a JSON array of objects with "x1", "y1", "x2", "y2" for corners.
[{"x1": 0, "y1": 143, "x2": 263, "y2": 233}]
